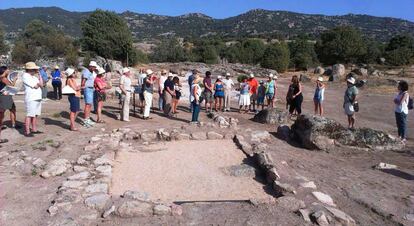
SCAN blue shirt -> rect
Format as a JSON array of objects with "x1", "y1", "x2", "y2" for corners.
[
  {"x1": 82, "y1": 69, "x2": 95, "y2": 88},
  {"x1": 40, "y1": 69, "x2": 49, "y2": 82},
  {"x1": 188, "y1": 74, "x2": 194, "y2": 86},
  {"x1": 51, "y1": 70, "x2": 61, "y2": 82}
]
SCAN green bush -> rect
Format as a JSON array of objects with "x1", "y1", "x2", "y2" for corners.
[
  {"x1": 384, "y1": 35, "x2": 414, "y2": 66},
  {"x1": 260, "y1": 43, "x2": 290, "y2": 72},
  {"x1": 150, "y1": 38, "x2": 190, "y2": 62},
  {"x1": 289, "y1": 37, "x2": 318, "y2": 70},
  {"x1": 237, "y1": 74, "x2": 249, "y2": 83},
  {"x1": 65, "y1": 45, "x2": 79, "y2": 67},
  {"x1": 0, "y1": 24, "x2": 8, "y2": 55}
]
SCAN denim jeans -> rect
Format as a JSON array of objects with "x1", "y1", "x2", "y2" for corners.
[
  {"x1": 191, "y1": 101, "x2": 200, "y2": 122},
  {"x1": 395, "y1": 112, "x2": 408, "y2": 139},
  {"x1": 158, "y1": 92, "x2": 164, "y2": 110}
]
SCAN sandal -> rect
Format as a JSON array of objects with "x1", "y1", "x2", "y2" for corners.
[
  {"x1": 70, "y1": 128, "x2": 79, "y2": 131},
  {"x1": 97, "y1": 120, "x2": 105, "y2": 123},
  {"x1": 31, "y1": 131, "x2": 44, "y2": 134},
  {"x1": 0, "y1": 139, "x2": 8, "y2": 144}
]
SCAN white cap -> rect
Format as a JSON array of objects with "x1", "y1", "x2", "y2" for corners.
[
  {"x1": 89, "y1": 61, "x2": 98, "y2": 67},
  {"x1": 65, "y1": 68, "x2": 75, "y2": 76},
  {"x1": 347, "y1": 77, "x2": 355, "y2": 84},
  {"x1": 54, "y1": 65, "x2": 59, "y2": 69},
  {"x1": 122, "y1": 67, "x2": 130, "y2": 74},
  {"x1": 225, "y1": 72, "x2": 231, "y2": 77},
  {"x1": 269, "y1": 73, "x2": 274, "y2": 78},
  {"x1": 168, "y1": 72, "x2": 173, "y2": 77},
  {"x1": 250, "y1": 73, "x2": 254, "y2": 78},
  {"x1": 317, "y1": 77, "x2": 324, "y2": 82},
  {"x1": 146, "y1": 69, "x2": 153, "y2": 75},
  {"x1": 217, "y1": 75, "x2": 222, "y2": 79},
  {"x1": 97, "y1": 67, "x2": 106, "y2": 75}
]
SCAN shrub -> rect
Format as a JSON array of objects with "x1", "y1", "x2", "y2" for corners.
[{"x1": 260, "y1": 43, "x2": 290, "y2": 72}]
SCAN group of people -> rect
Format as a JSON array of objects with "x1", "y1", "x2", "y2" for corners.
[{"x1": 0, "y1": 62, "x2": 411, "y2": 146}]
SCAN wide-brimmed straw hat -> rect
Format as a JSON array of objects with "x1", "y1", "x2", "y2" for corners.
[
  {"x1": 54, "y1": 65, "x2": 59, "y2": 69},
  {"x1": 97, "y1": 67, "x2": 106, "y2": 75},
  {"x1": 347, "y1": 77, "x2": 355, "y2": 84},
  {"x1": 317, "y1": 77, "x2": 324, "y2": 82},
  {"x1": 25, "y1": 62, "x2": 40, "y2": 70},
  {"x1": 65, "y1": 68, "x2": 75, "y2": 76}
]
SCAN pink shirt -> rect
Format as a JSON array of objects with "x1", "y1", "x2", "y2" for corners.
[{"x1": 94, "y1": 77, "x2": 107, "y2": 93}]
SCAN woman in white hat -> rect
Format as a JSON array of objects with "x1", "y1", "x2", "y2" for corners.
[
  {"x1": 65, "y1": 68, "x2": 81, "y2": 131},
  {"x1": 190, "y1": 73, "x2": 202, "y2": 123},
  {"x1": 265, "y1": 74, "x2": 276, "y2": 108},
  {"x1": 239, "y1": 77, "x2": 251, "y2": 113},
  {"x1": 343, "y1": 76, "x2": 359, "y2": 129},
  {"x1": 214, "y1": 75, "x2": 225, "y2": 111},
  {"x1": 22, "y1": 62, "x2": 43, "y2": 137},
  {"x1": 313, "y1": 77, "x2": 325, "y2": 116},
  {"x1": 94, "y1": 67, "x2": 109, "y2": 123}
]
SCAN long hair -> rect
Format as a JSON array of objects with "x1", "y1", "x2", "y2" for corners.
[{"x1": 291, "y1": 75, "x2": 299, "y2": 86}]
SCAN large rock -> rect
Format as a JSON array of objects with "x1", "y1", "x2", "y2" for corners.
[
  {"x1": 312, "y1": 191, "x2": 336, "y2": 207},
  {"x1": 314, "y1": 66, "x2": 325, "y2": 75},
  {"x1": 329, "y1": 64, "x2": 345, "y2": 82},
  {"x1": 291, "y1": 114, "x2": 403, "y2": 150},
  {"x1": 250, "y1": 130, "x2": 271, "y2": 143},
  {"x1": 352, "y1": 68, "x2": 368, "y2": 77},
  {"x1": 84, "y1": 194, "x2": 111, "y2": 210},
  {"x1": 253, "y1": 108, "x2": 289, "y2": 125},
  {"x1": 117, "y1": 200, "x2": 153, "y2": 218},
  {"x1": 299, "y1": 74, "x2": 311, "y2": 83},
  {"x1": 325, "y1": 207, "x2": 356, "y2": 226},
  {"x1": 41, "y1": 159, "x2": 72, "y2": 178},
  {"x1": 277, "y1": 196, "x2": 306, "y2": 211}
]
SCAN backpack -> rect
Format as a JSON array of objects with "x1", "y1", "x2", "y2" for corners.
[{"x1": 408, "y1": 97, "x2": 414, "y2": 110}]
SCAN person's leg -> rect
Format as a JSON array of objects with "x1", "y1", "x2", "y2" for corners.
[
  {"x1": 10, "y1": 104, "x2": 17, "y2": 127},
  {"x1": 319, "y1": 103, "x2": 323, "y2": 116},
  {"x1": 395, "y1": 112, "x2": 403, "y2": 138},
  {"x1": 70, "y1": 111, "x2": 76, "y2": 130},
  {"x1": 97, "y1": 101, "x2": 104, "y2": 122},
  {"x1": 124, "y1": 92, "x2": 130, "y2": 121},
  {"x1": 143, "y1": 91, "x2": 151, "y2": 117},
  {"x1": 31, "y1": 116, "x2": 37, "y2": 132},
  {"x1": 193, "y1": 103, "x2": 200, "y2": 122},
  {"x1": 158, "y1": 92, "x2": 164, "y2": 111},
  {"x1": 93, "y1": 91, "x2": 98, "y2": 113},
  {"x1": 401, "y1": 113, "x2": 407, "y2": 140},
  {"x1": 214, "y1": 97, "x2": 218, "y2": 111},
  {"x1": 0, "y1": 111, "x2": 4, "y2": 140},
  {"x1": 224, "y1": 91, "x2": 229, "y2": 111},
  {"x1": 219, "y1": 97, "x2": 223, "y2": 111},
  {"x1": 58, "y1": 82, "x2": 62, "y2": 100},
  {"x1": 25, "y1": 117, "x2": 31, "y2": 135},
  {"x1": 314, "y1": 100, "x2": 318, "y2": 115},
  {"x1": 52, "y1": 83, "x2": 58, "y2": 99}
]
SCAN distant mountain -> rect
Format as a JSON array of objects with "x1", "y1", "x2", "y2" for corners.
[{"x1": 0, "y1": 7, "x2": 413, "y2": 41}]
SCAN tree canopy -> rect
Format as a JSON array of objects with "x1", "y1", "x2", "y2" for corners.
[{"x1": 260, "y1": 43, "x2": 290, "y2": 72}]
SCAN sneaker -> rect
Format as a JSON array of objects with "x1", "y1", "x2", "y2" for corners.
[
  {"x1": 84, "y1": 119, "x2": 94, "y2": 127},
  {"x1": 87, "y1": 119, "x2": 96, "y2": 125}
]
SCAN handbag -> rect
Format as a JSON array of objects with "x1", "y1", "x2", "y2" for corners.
[
  {"x1": 347, "y1": 93, "x2": 359, "y2": 112},
  {"x1": 62, "y1": 85, "x2": 76, "y2": 95}
]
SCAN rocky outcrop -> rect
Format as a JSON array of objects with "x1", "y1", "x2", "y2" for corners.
[
  {"x1": 329, "y1": 64, "x2": 345, "y2": 82},
  {"x1": 253, "y1": 108, "x2": 289, "y2": 125},
  {"x1": 314, "y1": 66, "x2": 325, "y2": 75},
  {"x1": 291, "y1": 114, "x2": 403, "y2": 150}
]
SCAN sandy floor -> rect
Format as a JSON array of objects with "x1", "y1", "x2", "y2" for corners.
[{"x1": 111, "y1": 140, "x2": 271, "y2": 202}]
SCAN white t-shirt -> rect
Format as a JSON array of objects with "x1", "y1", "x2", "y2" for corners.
[
  {"x1": 138, "y1": 73, "x2": 147, "y2": 86},
  {"x1": 120, "y1": 75, "x2": 132, "y2": 92},
  {"x1": 22, "y1": 72, "x2": 42, "y2": 102},
  {"x1": 223, "y1": 78, "x2": 234, "y2": 91},
  {"x1": 159, "y1": 75, "x2": 167, "y2": 92},
  {"x1": 190, "y1": 84, "x2": 201, "y2": 103},
  {"x1": 395, "y1": 92, "x2": 409, "y2": 114}
]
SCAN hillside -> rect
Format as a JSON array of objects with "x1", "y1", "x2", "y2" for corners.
[{"x1": 0, "y1": 7, "x2": 413, "y2": 41}]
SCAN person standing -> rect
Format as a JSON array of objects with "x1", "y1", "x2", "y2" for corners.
[
  {"x1": 163, "y1": 73, "x2": 175, "y2": 117},
  {"x1": 203, "y1": 71, "x2": 214, "y2": 113},
  {"x1": 190, "y1": 73, "x2": 202, "y2": 124},
  {"x1": 119, "y1": 67, "x2": 132, "y2": 122},
  {"x1": 287, "y1": 75, "x2": 303, "y2": 116},
  {"x1": 137, "y1": 68, "x2": 147, "y2": 113},
  {"x1": 343, "y1": 77, "x2": 358, "y2": 129},
  {"x1": 248, "y1": 74, "x2": 259, "y2": 113},
  {"x1": 257, "y1": 80, "x2": 266, "y2": 110},
  {"x1": 239, "y1": 78, "x2": 250, "y2": 113},
  {"x1": 394, "y1": 81, "x2": 409, "y2": 143},
  {"x1": 223, "y1": 72, "x2": 234, "y2": 112},
  {"x1": 265, "y1": 74, "x2": 276, "y2": 108},
  {"x1": 172, "y1": 76, "x2": 182, "y2": 114},
  {"x1": 313, "y1": 77, "x2": 325, "y2": 116},
  {"x1": 0, "y1": 66, "x2": 19, "y2": 131},
  {"x1": 143, "y1": 69, "x2": 156, "y2": 120},
  {"x1": 81, "y1": 61, "x2": 98, "y2": 127},
  {"x1": 65, "y1": 68, "x2": 81, "y2": 131},
  {"x1": 22, "y1": 62, "x2": 43, "y2": 137},
  {"x1": 94, "y1": 67, "x2": 109, "y2": 123},
  {"x1": 188, "y1": 70, "x2": 196, "y2": 112},
  {"x1": 158, "y1": 69, "x2": 168, "y2": 111},
  {"x1": 51, "y1": 65, "x2": 62, "y2": 100},
  {"x1": 214, "y1": 76, "x2": 225, "y2": 112},
  {"x1": 40, "y1": 65, "x2": 49, "y2": 100}
]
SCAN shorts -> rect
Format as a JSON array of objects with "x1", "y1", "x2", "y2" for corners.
[
  {"x1": 344, "y1": 102, "x2": 354, "y2": 116},
  {"x1": 314, "y1": 98, "x2": 324, "y2": 104},
  {"x1": 68, "y1": 95, "x2": 80, "y2": 113},
  {"x1": 0, "y1": 95, "x2": 15, "y2": 111},
  {"x1": 84, "y1": 87, "x2": 94, "y2": 104},
  {"x1": 26, "y1": 100, "x2": 42, "y2": 117},
  {"x1": 96, "y1": 92, "x2": 107, "y2": 102},
  {"x1": 257, "y1": 96, "x2": 265, "y2": 105},
  {"x1": 204, "y1": 91, "x2": 214, "y2": 103},
  {"x1": 266, "y1": 93, "x2": 274, "y2": 100},
  {"x1": 250, "y1": 93, "x2": 257, "y2": 101}
]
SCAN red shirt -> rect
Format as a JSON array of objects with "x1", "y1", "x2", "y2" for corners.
[
  {"x1": 94, "y1": 77, "x2": 107, "y2": 93},
  {"x1": 248, "y1": 78, "x2": 259, "y2": 94}
]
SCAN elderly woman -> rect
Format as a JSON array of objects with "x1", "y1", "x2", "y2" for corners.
[
  {"x1": 190, "y1": 73, "x2": 202, "y2": 123},
  {"x1": 119, "y1": 67, "x2": 132, "y2": 122},
  {"x1": 22, "y1": 62, "x2": 43, "y2": 137},
  {"x1": 94, "y1": 67, "x2": 109, "y2": 123},
  {"x1": 65, "y1": 68, "x2": 81, "y2": 131},
  {"x1": 239, "y1": 77, "x2": 250, "y2": 113},
  {"x1": 343, "y1": 77, "x2": 358, "y2": 129},
  {"x1": 394, "y1": 80, "x2": 410, "y2": 143}
]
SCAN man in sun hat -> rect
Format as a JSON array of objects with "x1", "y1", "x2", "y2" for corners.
[
  {"x1": 81, "y1": 61, "x2": 98, "y2": 127},
  {"x1": 163, "y1": 71, "x2": 175, "y2": 117},
  {"x1": 222, "y1": 72, "x2": 234, "y2": 112},
  {"x1": 248, "y1": 73, "x2": 259, "y2": 113},
  {"x1": 344, "y1": 76, "x2": 359, "y2": 129},
  {"x1": 158, "y1": 69, "x2": 168, "y2": 111},
  {"x1": 22, "y1": 62, "x2": 43, "y2": 137},
  {"x1": 119, "y1": 67, "x2": 132, "y2": 122}
]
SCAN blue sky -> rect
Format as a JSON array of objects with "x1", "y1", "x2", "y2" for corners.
[{"x1": 0, "y1": 0, "x2": 413, "y2": 21}]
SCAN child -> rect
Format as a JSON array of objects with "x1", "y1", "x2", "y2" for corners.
[{"x1": 257, "y1": 80, "x2": 266, "y2": 110}]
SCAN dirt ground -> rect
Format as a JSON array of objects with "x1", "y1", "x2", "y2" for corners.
[{"x1": 0, "y1": 74, "x2": 413, "y2": 226}]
